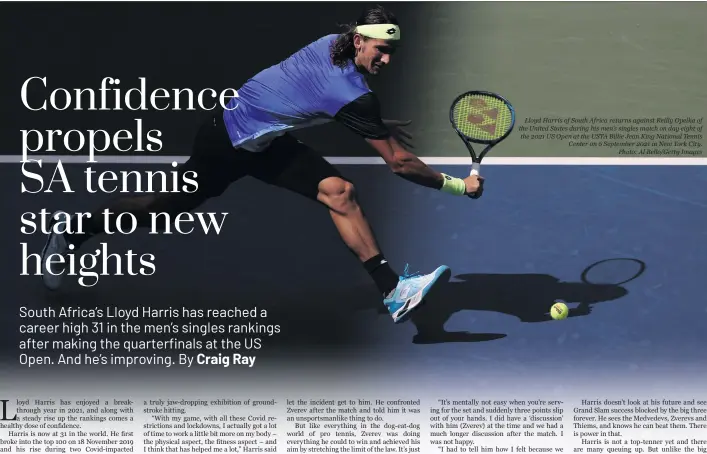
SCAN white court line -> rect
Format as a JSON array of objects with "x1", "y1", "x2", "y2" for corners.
[{"x1": 1, "y1": 155, "x2": 706, "y2": 165}]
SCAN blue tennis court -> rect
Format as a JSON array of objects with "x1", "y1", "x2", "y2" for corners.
[{"x1": 2, "y1": 161, "x2": 706, "y2": 375}]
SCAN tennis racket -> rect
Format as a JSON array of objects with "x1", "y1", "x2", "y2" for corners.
[{"x1": 449, "y1": 91, "x2": 516, "y2": 198}]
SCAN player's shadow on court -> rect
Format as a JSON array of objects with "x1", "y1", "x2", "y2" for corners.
[
  {"x1": 29, "y1": 259, "x2": 643, "y2": 352},
  {"x1": 366, "y1": 272, "x2": 632, "y2": 344}
]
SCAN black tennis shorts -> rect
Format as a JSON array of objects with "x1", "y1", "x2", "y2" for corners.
[{"x1": 177, "y1": 112, "x2": 345, "y2": 202}]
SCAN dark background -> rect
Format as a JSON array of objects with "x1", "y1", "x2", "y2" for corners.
[
  {"x1": 2, "y1": 1, "x2": 430, "y2": 158},
  {"x1": 5, "y1": 2, "x2": 704, "y2": 160}
]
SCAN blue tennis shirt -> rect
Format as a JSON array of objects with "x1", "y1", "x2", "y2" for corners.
[{"x1": 222, "y1": 34, "x2": 389, "y2": 152}]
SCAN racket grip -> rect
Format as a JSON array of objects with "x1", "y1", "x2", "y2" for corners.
[
  {"x1": 470, "y1": 162, "x2": 480, "y2": 176},
  {"x1": 468, "y1": 162, "x2": 483, "y2": 198}
]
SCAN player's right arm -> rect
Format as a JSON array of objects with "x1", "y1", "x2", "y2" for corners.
[{"x1": 334, "y1": 93, "x2": 482, "y2": 196}]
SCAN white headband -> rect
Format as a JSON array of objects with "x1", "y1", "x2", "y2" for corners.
[{"x1": 355, "y1": 24, "x2": 400, "y2": 40}]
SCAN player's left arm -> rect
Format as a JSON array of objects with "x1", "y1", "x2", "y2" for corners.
[
  {"x1": 380, "y1": 119, "x2": 414, "y2": 150},
  {"x1": 334, "y1": 93, "x2": 447, "y2": 191}
]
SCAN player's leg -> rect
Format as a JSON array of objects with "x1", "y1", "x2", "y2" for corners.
[
  {"x1": 317, "y1": 176, "x2": 381, "y2": 261},
  {"x1": 41, "y1": 113, "x2": 247, "y2": 290},
  {"x1": 249, "y1": 134, "x2": 451, "y2": 323},
  {"x1": 317, "y1": 176, "x2": 451, "y2": 324}
]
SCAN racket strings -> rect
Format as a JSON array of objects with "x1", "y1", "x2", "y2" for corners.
[{"x1": 452, "y1": 94, "x2": 513, "y2": 141}]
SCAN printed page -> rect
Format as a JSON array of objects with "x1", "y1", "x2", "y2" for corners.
[{"x1": 1, "y1": 2, "x2": 705, "y2": 454}]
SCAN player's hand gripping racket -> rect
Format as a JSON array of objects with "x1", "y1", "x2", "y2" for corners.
[{"x1": 450, "y1": 91, "x2": 516, "y2": 198}]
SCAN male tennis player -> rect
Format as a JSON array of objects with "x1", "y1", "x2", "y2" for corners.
[{"x1": 41, "y1": 6, "x2": 483, "y2": 324}]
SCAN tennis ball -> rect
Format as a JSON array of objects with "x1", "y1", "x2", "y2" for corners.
[{"x1": 550, "y1": 301, "x2": 569, "y2": 320}]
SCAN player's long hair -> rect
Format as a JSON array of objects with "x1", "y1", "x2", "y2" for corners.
[{"x1": 330, "y1": 5, "x2": 399, "y2": 69}]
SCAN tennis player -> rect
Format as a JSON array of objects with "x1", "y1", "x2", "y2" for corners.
[{"x1": 41, "y1": 6, "x2": 483, "y2": 324}]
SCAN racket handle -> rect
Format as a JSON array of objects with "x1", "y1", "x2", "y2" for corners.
[
  {"x1": 468, "y1": 162, "x2": 483, "y2": 199},
  {"x1": 470, "y1": 162, "x2": 480, "y2": 176}
]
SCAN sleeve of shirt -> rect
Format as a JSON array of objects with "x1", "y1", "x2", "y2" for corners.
[{"x1": 334, "y1": 93, "x2": 391, "y2": 139}]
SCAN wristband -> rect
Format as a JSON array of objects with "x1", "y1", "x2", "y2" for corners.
[{"x1": 440, "y1": 173, "x2": 466, "y2": 196}]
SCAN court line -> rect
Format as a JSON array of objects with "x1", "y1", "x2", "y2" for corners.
[{"x1": 1, "y1": 156, "x2": 706, "y2": 165}]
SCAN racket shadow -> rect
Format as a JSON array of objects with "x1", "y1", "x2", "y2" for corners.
[{"x1": 400, "y1": 269, "x2": 639, "y2": 344}]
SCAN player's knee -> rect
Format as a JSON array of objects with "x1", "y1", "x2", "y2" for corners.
[
  {"x1": 318, "y1": 177, "x2": 358, "y2": 214},
  {"x1": 120, "y1": 195, "x2": 162, "y2": 227},
  {"x1": 131, "y1": 194, "x2": 159, "y2": 211},
  {"x1": 147, "y1": 192, "x2": 205, "y2": 213},
  {"x1": 139, "y1": 193, "x2": 206, "y2": 227}
]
